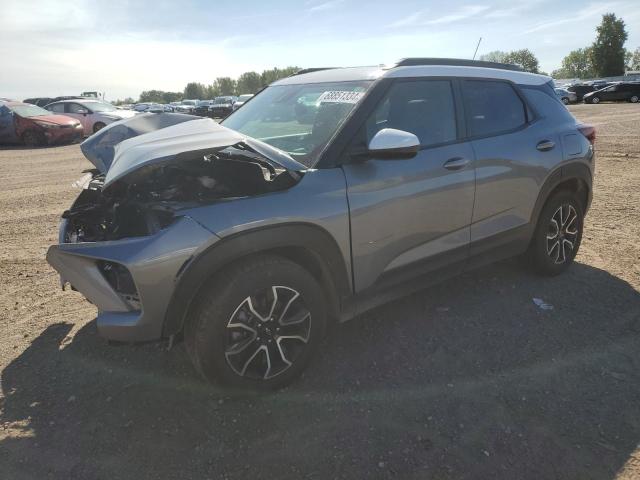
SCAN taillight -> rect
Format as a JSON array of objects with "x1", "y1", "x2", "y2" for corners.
[{"x1": 578, "y1": 123, "x2": 596, "y2": 146}]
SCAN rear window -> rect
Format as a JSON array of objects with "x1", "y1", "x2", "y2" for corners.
[{"x1": 462, "y1": 80, "x2": 527, "y2": 137}]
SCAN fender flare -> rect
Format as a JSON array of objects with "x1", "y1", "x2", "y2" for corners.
[
  {"x1": 530, "y1": 161, "x2": 593, "y2": 226},
  {"x1": 162, "y1": 223, "x2": 352, "y2": 337}
]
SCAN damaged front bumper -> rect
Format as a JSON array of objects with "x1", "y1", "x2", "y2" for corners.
[{"x1": 46, "y1": 215, "x2": 216, "y2": 342}]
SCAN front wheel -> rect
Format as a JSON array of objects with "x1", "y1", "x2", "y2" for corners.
[
  {"x1": 22, "y1": 130, "x2": 44, "y2": 147},
  {"x1": 93, "y1": 122, "x2": 106, "y2": 133},
  {"x1": 562, "y1": 97, "x2": 569, "y2": 105},
  {"x1": 185, "y1": 255, "x2": 327, "y2": 390},
  {"x1": 524, "y1": 191, "x2": 584, "y2": 276},
  {"x1": 591, "y1": 96, "x2": 600, "y2": 104},
  {"x1": 630, "y1": 95, "x2": 639, "y2": 103}
]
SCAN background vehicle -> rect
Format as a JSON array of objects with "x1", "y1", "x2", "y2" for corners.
[
  {"x1": 47, "y1": 59, "x2": 595, "y2": 390},
  {"x1": 583, "y1": 82, "x2": 640, "y2": 104},
  {"x1": 209, "y1": 96, "x2": 237, "y2": 118},
  {"x1": 194, "y1": 100, "x2": 215, "y2": 117},
  {"x1": 566, "y1": 84, "x2": 597, "y2": 102},
  {"x1": 45, "y1": 99, "x2": 136, "y2": 134},
  {"x1": 554, "y1": 88, "x2": 577, "y2": 104},
  {"x1": 232, "y1": 94, "x2": 254, "y2": 111},
  {"x1": 174, "y1": 99, "x2": 199, "y2": 113},
  {"x1": 0, "y1": 101, "x2": 82, "y2": 146},
  {"x1": 133, "y1": 103, "x2": 165, "y2": 113}
]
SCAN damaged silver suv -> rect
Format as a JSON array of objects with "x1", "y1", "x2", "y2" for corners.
[{"x1": 47, "y1": 59, "x2": 595, "y2": 389}]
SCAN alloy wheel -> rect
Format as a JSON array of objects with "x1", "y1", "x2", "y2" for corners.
[
  {"x1": 592, "y1": 97, "x2": 600, "y2": 104},
  {"x1": 631, "y1": 96, "x2": 639, "y2": 103},
  {"x1": 225, "y1": 286, "x2": 311, "y2": 380},
  {"x1": 546, "y1": 204, "x2": 579, "y2": 264}
]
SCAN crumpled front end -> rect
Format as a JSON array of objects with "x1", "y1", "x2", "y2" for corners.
[
  {"x1": 47, "y1": 113, "x2": 304, "y2": 342},
  {"x1": 47, "y1": 216, "x2": 215, "y2": 342}
]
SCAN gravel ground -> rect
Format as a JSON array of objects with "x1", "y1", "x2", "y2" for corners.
[{"x1": 1, "y1": 104, "x2": 639, "y2": 479}]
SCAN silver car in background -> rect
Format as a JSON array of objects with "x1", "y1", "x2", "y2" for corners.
[{"x1": 555, "y1": 88, "x2": 578, "y2": 104}]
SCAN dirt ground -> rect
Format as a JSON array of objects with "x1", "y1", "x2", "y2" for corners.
[{"x1": 1, "y1": 104, "x2": 639, "y2": 479}]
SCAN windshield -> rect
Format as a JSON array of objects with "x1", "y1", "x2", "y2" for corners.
[
  {"x1": 238, "y1": 94, "x2": 253, "y2": 101},
  {"x1": 84, "y1": 102, "x2": 117, "y2": 112},
  {"x1": 10, "y1": 104, "x2": 52, "y2": 117},
  {"x1": 182, "y1": 100, "x2": 197, "y2": 106},
  {"x1": 222, "y1": 81, "x2": 372, "y2": 167},
  {"x1": 214, "y1": 97, "x2": 233, "y2": 104}
]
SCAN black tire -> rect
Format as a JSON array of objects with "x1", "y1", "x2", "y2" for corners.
[
  {"x1": 93, "y1": 122, "x2": 106, "y2": 133},
  {"x1": 525, "y1": 191, "x2": 584, "y2": 276},
  {"x1": 22, "y1": 130, "x2": 44, "y2": 147},
  {"x1": 562, "y1": 97, "x2": 569, "y2": 105},
  {"x1": 184, "y1": 254, "x2": 327, "y2": 390},
  {"x1": 630, "y1": 95, "x2": 639, "y2": 103},
  {"x1": 591, "y1": 96, "x2": 600, "y2": 104}
]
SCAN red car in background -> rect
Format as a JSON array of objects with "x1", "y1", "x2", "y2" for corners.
[{"x1": 0, "y1": 101, "x2": 83, "y2": 147}]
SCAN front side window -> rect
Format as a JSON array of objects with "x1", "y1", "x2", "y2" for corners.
[
  {"x1": 463, "y1": 80, "x2": 527, "y2": 137},
  {"x1": 68, "y1": 103, "x2": 88, "y2": 114},
  {"x1": 366, "y1": 80, "x2": 457, "y2": 147},
  {"x1": 223, "y1": 81, "x2": 372, "y2": 167},
  {"x1": 49, "y1": 103, "x2": 65, "y2": 113}
]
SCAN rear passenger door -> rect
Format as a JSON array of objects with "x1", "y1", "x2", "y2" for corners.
[
  {"x1": 342, "y1": 79, "x2": 476, "y2": 292},
  {"x1": 461, "y1": 79, "x2": 563, "y2": 258}
]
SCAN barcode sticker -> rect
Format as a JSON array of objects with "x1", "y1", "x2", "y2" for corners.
[{"x1": 317, "y1": 91, "x2": 364, "y2": 104}]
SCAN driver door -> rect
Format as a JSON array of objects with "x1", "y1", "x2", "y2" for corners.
[
  {"x1": 0, "y1": 105, "x2": 17, "y2": 144},
  {"x1": 65, "y1": 102, "x2": 92, "y2": 134},
  {"x1": 341, "y1": 79, "x2": 476, "y2": 292}
]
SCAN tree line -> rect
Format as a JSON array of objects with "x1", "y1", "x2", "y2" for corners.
[
  {"x1": 126, "y1": 66, "x2": 300, "y2": 105},
  {"x1": 115, "y1": 13, "x2": 638, "y2": 105},
  {"x1": 480, "y1": 14, "x2": 637, "y2": 79},
  {"x1": 551, "y1": 13, "x2": 638, "y2": 78}
]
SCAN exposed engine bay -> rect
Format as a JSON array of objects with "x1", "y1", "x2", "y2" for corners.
[{"x1": 62, "y1": 144, "x2": 301, "y2": 243}]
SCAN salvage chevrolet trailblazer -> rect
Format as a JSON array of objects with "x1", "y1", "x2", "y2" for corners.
[{"x1": 47, "y1": 59, "x2": 595, "y2": 389}]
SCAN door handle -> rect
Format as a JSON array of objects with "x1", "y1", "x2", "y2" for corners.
[
  {"x1": 443, "y1": 157, "x2": 470, "y2": 170},
  {"x1": 536, "y1": 140, "x2": 555, "y2": 152}
]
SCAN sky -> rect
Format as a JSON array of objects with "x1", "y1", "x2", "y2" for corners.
[{"x1": 1, "y1": 0, "x2": 639, "y2": 101}]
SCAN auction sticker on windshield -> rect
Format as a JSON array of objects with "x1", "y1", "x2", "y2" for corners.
[{"x1": 317, "y1": 91, "x2": 364, "y2": 104}]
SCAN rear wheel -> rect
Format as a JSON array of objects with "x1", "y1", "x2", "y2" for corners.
[
  {"x1": 93, "y1": 122, "x2": 106, "y2": 133},
  {"x1": 562, "y1": 97, "x2": 569, "y2": 105},
  {"x1": 525, "y1": 191, "x2": 584, "y2": 276},
  {"x1": 630, "y1": 95, "x2": 639, "y2": 103},
  {"x1": 185, "y1": 255, "x2": 327, "y2": 390},
  {"x1": 22, "y1": 130, "x2": 44, "y2": 147}
]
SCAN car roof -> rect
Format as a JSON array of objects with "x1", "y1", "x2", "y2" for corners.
[
  {"x1": 49, "y1": 99, "x2": 101, "y2": 103},
  {"x1": 273, "y1": 60, "x2": 550, "y2": 87},
  {"x1": 3, "y1": 101, "x2": 33, "y2": 107}
]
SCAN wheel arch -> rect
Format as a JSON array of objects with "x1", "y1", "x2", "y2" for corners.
[
  {"x1": 531, "y1": 162, "x2": 592, "y2": 228},
  {"x1": 162, "y1": 223, "x2": 352, "y2": 337}
]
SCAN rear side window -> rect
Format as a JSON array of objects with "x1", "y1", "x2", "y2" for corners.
[
  {"x1": 367, "y1": 80, "x2": 457, "y2": 147},
  {"x1": 462, "y1": 80, "x2": 526, "y2": 137},
  {"x1": 49, "y1": 103, "x2": 65, "y2": 113}
]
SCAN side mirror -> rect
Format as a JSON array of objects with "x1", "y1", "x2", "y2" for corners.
[{"x1": 368, "y1": 128, "x2": 420, "y2": 159}]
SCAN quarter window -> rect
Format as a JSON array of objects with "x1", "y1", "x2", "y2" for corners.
[
  {"x1": 463, "y1": 80, "x2": 527, "y2": 137},
  {"x1": 367, "y1": 80, "x2": 457, "y2": 147}
]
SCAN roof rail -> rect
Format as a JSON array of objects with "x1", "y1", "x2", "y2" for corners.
[
  {"x1": 395, "y1": 58, "x2": 524, "y2": 72},
  {"x1": 291, "y1": 67, "x2": 337, "y2": 76}
]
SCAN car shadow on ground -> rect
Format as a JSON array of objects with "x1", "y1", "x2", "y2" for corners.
[{"x1": 2, "y1": 261, "x2": 640, "y2": 479}]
